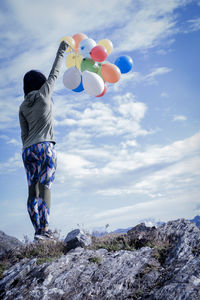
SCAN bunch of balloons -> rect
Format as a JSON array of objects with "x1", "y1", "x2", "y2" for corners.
[{"x1": 61, "y1": 33, "x2": 133, "y2": 97}]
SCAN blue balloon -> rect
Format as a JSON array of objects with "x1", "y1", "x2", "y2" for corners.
[
  {"x1": 114, "y1": 55, "x2": 133, "y2": 74},
  {"x1": 72, "y1": 77, "x2": 84, "y2": 92}
]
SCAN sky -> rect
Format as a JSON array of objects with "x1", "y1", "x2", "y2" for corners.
[{"x1": 0, "y1": 0, "x2": 200, "y2": 240}]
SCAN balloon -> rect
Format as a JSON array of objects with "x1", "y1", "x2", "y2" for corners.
[
  {"x1": 97, "y1": 62, "x2": 103, "y2": 78},
  {"x1": 72, "y1": 77, "x2": 84, "y2": 92},
  {"x1": 66, "y1": 53, "x2": 83, "y2": 70},
  {"x1": 98, "y1": 39, "x2": 113, "y2": 55},
  {"x1": 82, "y1": 71, "x2": 104, "y2": 96},
  {"x1": 114, "y1": 55, "x2": 133, "y2": 74},
  {"x1": 72, "y1": 33, "x2": 88, "y2": 52},
  {"x1": 101, "y1": 63, "x2": 121, "y2": 83},
  {"x1": 79, "y1": 38, "x2": 96, "y2": 58},
  {"x1": 63, "y1": 67, "x2": 81, "y2": 90},
  {"x1": 81, "y1": 58, "x2": 100, "y2": 73},
  {"x1": 90, "y1": 45, "x2": 108, "y2": 62},
  {"x1": 60, "y1": 36, "x2": 75, "y2": 53},
  {"x1": 96, "y1": 84, "x2": 107, "y2": 97}
]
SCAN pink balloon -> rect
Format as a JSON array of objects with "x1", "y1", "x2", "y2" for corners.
[
  {"x1": 90, "y1": 45, "x2": 108, "y2": 62},
  {"x1": 96, "y1": 84, "x2": 107, "y2": 97}
]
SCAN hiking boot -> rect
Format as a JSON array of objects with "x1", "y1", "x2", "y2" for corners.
[
  {"x1": 34, "y1": 229, "x2": 46, "y2": 241},
  {"x1": 41, "y1": 230, "x2": 55, "y2": 239}
]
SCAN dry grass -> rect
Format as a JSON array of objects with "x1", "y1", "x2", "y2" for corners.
[
  {"x1": 0, "y1": 239, "x2": 67, "y2": 279},
  {"x1": 89, "y1": 232, "x2": 135, "y2": 252},
  {"x1": 0, "y1": 230, "x2": 172, "y2": 279}
]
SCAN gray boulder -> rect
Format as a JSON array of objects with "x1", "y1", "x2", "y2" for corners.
[{"x1": 64, "y1": 228, "x2": 92, "y2": 251}]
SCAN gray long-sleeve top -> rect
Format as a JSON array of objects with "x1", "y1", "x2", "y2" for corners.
[{"x1": 19, "y1": 42, "x2": 67, "y2": 149}]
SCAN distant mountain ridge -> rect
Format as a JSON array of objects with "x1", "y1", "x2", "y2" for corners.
[{"x1": 92, "y1": 215, "x2": 200, "y2": 236}]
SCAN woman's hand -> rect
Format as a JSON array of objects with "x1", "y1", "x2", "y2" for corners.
[{"x1": 59, "y1": 40, "x2": 68, "y2": 51}]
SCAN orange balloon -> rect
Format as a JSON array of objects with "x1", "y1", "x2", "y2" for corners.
[
  {"x1": 101, "y1": 63, "x2": 121, "y2": 83},
  {"x1": 72, "y1": 33, "x2": 88, "y2": 52}
]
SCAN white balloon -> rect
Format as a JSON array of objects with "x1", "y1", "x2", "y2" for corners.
[
  {"x1": 79, "y1": 38, "x2": 96, "y2": 58},
  {"x1": 82, "y1": 70, "x2": 104, "y2": 96},
  {"x1": 63, "y1": 67, "x2": 81, "y2": 90}
]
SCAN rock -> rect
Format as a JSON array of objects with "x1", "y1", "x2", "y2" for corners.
[
  {"x1": 127, "y1": 222, "x2": 157, "y2": 249},
  {"x1": 0, "y1": 219, "x2": 199, "y2": 299},
  {"x1": 153, "y1": 219, "x2": 200, "y2": 300},
  {"x1": 0, "y1": 231, "x2": 23, "y2": 256},
  {"x1": 0, "y1": 247, "x2": 161, "y2": 299},
  {"x1": 64, "y1": 229, "x2": 92, "y2": 251}
]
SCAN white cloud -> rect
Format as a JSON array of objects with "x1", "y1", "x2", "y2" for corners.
[
  {"x1": 92, "y1": 190, "x2": 199, "y2": 229},
  {"x1": 0, "y1": 153, "x2": 23, "y2": 174},
  {"x1": 121, "y1": 140, "x2": 138, "y2": 148},
  {"x1": 3, "y1": 0, "x2": 188, "y2": 54},
  {"x1": 0, "y1": 92, "x2": 20, "y2": 129},
  {"x1": 161, "y1": 92, "x2": 169, "y2": 98},
  {"x1": 56, "y1": 151, "x2": 95, "y2": 182},
  {"x1": 0, "y1": 135, "x2": 9, "y2": 141},
  {"x1": 145, "y1": 67, "x2": 172, "y2": 84},
  {"x1": 0, "y1": 0, "x2": 188, "y2": 130},
  {"x1": 6, "y1": 138, "x2": 21, "y2": 146},
  {"x1": 132, "y1": 155, "x2": 200, "y2": 195},
  {"x1": 111, "y1": 67, "x2": 173, "y2": 93},
  {"x1": 5, "y1": 0, "x2": 132, "y2": 43},
  {"x1": 0, "y1": 0, "x2": 198, "y2": 237},
  {"x1": 184, "y1": 17, "x2": 200, "y2": 33},
  {"x1": 54, "y1": 92, "x2": 149, "y2": 139},
  {"x1": 112, "y1": 0, "x2": 191, "y2": 51},
  {"x1": 95, "y1": 132, "x2": 200, "y2": 193},
  {"x1": 118, "y1": 100, "x2": 147, "y2": 121},
  {"x1": 53, "y1": 127, "x2": 200, "y2": 208},
  {"x1": 173, "y1": 115, "x2": 187, "y2": 121}
]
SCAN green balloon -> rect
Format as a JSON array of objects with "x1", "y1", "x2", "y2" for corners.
[{"x1": 81, "y1": 58, "x2": 99, "y2": 73}]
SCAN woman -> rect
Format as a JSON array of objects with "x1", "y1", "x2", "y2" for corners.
[{"x1": 19, "y1": 40, "x2": 68, "y2": 240}]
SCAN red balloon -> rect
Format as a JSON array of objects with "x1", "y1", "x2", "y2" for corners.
[
  {"x1": 96, "y1": 83, "x2": 107, "y2": 97},
  {"x1": 90, "y1": 45, "x2": 108, "y2": 62}
]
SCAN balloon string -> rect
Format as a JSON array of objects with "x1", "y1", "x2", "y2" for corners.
[
  {"x1": 65, "y1": 44, "x2": 80, "y2": 67},
  {"x1": 66, "y1": 44, "x2": 81, "y2": 68},
  {"x1": 67, "y1": 44, "x2": 75, "y2": 52}
]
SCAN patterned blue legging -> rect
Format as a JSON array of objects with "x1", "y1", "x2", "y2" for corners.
[{"x1": 22, "y1": 142, "x2": 57, "y2": 233}]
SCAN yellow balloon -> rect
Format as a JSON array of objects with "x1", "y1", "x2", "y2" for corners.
[
  {"x1": 60, "y1": 36, "x2": 75, "y2": 53},
  {"x1": 98, "y1": 39, "x2": 113, "y2": 55},
  {"x1": 65, "y1": 53, "x2": 83, "y2": 70}
]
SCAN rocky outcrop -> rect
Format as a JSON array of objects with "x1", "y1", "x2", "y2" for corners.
[
  {"x1": 0, "y1": 219, "x2": 200, "y2": 299},
  {"x1": 64, "y1": 228, "x2": 92, "y2": 251},
  {"x1": 0, "y1": 231, "x2": 23, "y2": 256}
]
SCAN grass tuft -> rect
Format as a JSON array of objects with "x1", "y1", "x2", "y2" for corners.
[{"x1": 88, "y1": 256, "x2": 102, "y2": 265}]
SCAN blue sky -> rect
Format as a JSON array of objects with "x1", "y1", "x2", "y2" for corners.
[{"x1": 0, "y1": 0, "x2": 200, "y2": 240}]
